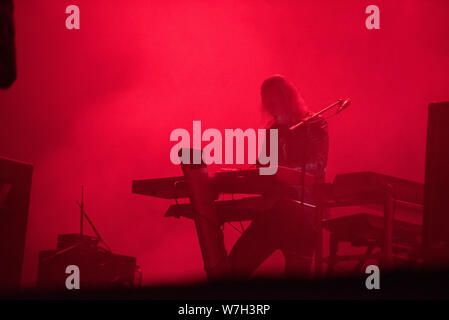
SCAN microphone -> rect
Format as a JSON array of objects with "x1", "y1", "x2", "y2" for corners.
[
  {"x1": 289, "y1": 98, "x2": 351, "y2": 131},
  {"x1": 336, "y1": 99, "x2": 351, "y2": 114}
]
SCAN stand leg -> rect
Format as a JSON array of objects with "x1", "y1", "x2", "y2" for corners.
[
  {"x1": 327, "y1": 233, "x2": 338, "y2": 276},
  {"x1": 181, "y1": 160, "x2": 230, "y2": 281},
  {"x1": 314, "y1": 205, "x2": 324, "y2": 277},
  {"x1": 383, "y1": 184, "x2": 394, "y2": 268}
]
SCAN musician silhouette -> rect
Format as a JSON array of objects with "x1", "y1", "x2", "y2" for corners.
[{"x1": 225, "y1": 75, "x2": 329, "y2": 279}]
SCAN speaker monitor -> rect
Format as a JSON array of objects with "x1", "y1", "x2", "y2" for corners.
[
  {"x1": 0, "y1": 157, "x2": 33, "y2": 290},
  {"x1": 423, "y1": 101, "x2": 449, "y2": 251}
]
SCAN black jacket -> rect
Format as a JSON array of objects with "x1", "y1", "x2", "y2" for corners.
[{"x1": 270, "y1": 114, "x2": 329, "y2": 187}]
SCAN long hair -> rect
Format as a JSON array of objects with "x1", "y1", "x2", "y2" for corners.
[{"x1": 260, "y1": 75, "x2": 307, "y2": 122}]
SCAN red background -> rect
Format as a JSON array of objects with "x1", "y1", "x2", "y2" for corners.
[{"x1": 0, "y1": 0, "x2": 449, "y2": 287}]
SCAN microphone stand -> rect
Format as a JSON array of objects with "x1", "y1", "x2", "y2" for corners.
[
  {"x1": 80, "y1": 185, "x2": 84, "y2": 236},
  {"x1": 76, "y1": 185, "x2": 111, "y2": 252},
  {"x1": 288, "y1": 99, "x2": 347, "y2": 230},
  {"x1": 289, "y1": 99, "x2": 345, "y2": 131}
]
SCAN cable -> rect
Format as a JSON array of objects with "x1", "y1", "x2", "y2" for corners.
[
  {"x1": 239, "y1": 221, "x2": 245, "y2": 233},
  {"x1": 227, "y1": 221, "x2": 242, "y2": 234}
]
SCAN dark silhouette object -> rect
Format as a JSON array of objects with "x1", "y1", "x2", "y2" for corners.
[
  {"x1": 424, "y1": 102, "x2": 449, "y2": 259},
  {"x1": 0, "y1": 157, "x2": 33, "y2": 291},
  {"x1": 0, "y1": 0, "x2": 17, "y2": 89}
]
